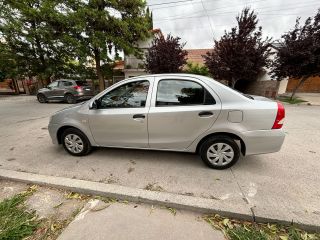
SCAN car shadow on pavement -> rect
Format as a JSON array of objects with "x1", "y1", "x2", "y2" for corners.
[{"x1": 91, "y1": 147, "x2": 205, "y2": 168}]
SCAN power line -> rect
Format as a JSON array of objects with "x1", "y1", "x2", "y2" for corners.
[
  {"x1": 201, "y1": 0, "x2": 215, "y2": 39},
  {"x1": 153, "y1": 1, "x2": 319, "y2": 22},
  {"x1": 147, "y1": 0, "x2": 193, "y2": 7}
]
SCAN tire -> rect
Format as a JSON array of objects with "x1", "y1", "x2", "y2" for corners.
[
  {"x1": 37, "y1": 93, "x2": 47, "y2": 103},
  {"x1": 65, "y1": 93, "x2": 76, "y2": 104},
  {"x1": 61, "y1": 128, "x2": 92, "y2": 156},
  {"x1": 199, "y1": 135, "x2": 240, "y2": 170}
]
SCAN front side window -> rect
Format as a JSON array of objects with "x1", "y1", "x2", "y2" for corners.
[
  {"x1": 156, "y1": 80, "x2": 215, "y2": 106},
  {"x1": 98, "y1": 80, "x2": 149, "y2": 109},
  {"x1": 48, "y1": 81, "x2": 58, "y2": 88}
]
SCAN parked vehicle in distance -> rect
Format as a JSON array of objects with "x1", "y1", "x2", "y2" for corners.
[
  {"x1": 37, "y1": 79, "x2": 94, "y2": 104},
  {"x1": 48, "y1": 74, "x2": 285, "y2": 169}
]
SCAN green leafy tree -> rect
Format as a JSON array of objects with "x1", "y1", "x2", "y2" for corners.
[
  {"x1": 184, "y1": 62, "x2": 210, "y2": 76},
  {"x1": 272, "y1": 9, "x2": 320, "y2": 99},
  {"x1": 204, "y1": 8, "x2": 272, "y2": 89},
  {"x1": 145, "y1": 34, "x2": 188, "y2": 73},
  {"x1": 64, "y1": 0, "x2": 152, "y2": 91},
  {"x1": 0, "y1": 0, "x2": 76, "y2": 86}
]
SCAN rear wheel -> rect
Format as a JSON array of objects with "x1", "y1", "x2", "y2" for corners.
[
  {"x1": 61, "y1": 128, "x2": 91, "y2": 156},
  {"x1": 65, "y1": 93, "x2": 76, "y2": 104},
  {"x1": 200, "y1": 135, "x2": 240, "y2": 169},
  {"x1": 37, "y1": 94, "x2": 47, "y2": 103}
]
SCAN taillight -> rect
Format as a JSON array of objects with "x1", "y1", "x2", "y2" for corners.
[
  {"x1": 272, "y1": 102, "x2": 285, "y2": 129},
  {"x1": 73, "y1": 85, "x2": 82, "y2": 91}
]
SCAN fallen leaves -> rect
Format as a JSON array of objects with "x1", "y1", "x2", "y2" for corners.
[
  {"x1": 144, "y1": 183, "x2": 164, "y2": 192},
  {"x1": 203, "y1": 214, "x2": 320, "y2": 240}
]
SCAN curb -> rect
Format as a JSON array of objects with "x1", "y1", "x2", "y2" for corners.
[{"x1": 0, "y1": 169, "x2": 319, "y2": 232}]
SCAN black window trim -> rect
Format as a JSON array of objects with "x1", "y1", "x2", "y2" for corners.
[
  {"x1": 97, "y1": 79, "x2": 150, "y2": 109},
  {"x1": 155, "y1": 79, "x2": 216, "y2": 107}
]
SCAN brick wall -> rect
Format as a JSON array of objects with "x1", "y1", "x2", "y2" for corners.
[
  {"x1": 286, "y1": 76, "x2": 320, "y2": 93},
  {"x1": 244, "y1": 80, "x2": 279, "y2": 98},
  {"x1": 217, "y1": 79, "x2": 279, "y2": 98}
]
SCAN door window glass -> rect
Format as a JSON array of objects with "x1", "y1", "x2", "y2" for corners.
[
  {"x1": 98, "y1": 80, "x2": 149, "y2": 109},
  {"x1": 59, "y1": 81, "x2": 73, "y2": 87},
  {"x1": 47, "y1": 81, "x2": 58, "y2": 88},
  {"x1": 156, "y1": 80, "x2": 215, "y2": 106}
]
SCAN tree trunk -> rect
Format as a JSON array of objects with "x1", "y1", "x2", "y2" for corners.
[
  {"x1": 290, "y1": 75, "x2": 309, "y2": 100},
  {"x1": 94, "y1": 48, "x2": 105, "y2": 92},
  {"x1": 230, "y1": 78, "x2": 237, "y2": 89},
  {"x1": 12, "y1": 78, "x2": 19, "y2": 95}
]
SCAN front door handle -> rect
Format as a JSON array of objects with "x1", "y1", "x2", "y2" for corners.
[
  {"x1": 198, "y1": 111, "x2": 213, "y2": 117},
  {"x1": 133, "y1": 114, "x2": 145, "y2": 119}
]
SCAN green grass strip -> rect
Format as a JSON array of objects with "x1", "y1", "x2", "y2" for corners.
[{"x1": 0, "y1": 194, "x2": 38, "y2": 240}]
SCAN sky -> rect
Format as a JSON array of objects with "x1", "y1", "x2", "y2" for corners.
[{"x1": 147, "y1": 0, "x2": 319, "y2": 49}]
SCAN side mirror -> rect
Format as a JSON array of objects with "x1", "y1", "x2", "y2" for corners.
[{"x1": 89, "y1": 99, "x2": 99, "y2": 109}]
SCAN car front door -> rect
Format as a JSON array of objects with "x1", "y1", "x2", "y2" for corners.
[
  {"x1": 88, "y1": 78, "x2": 152, "y2": 148},
  {"x1": 148, "y1": 76, "x2": 221, "y2": 150},
  {"x1": 46, "y1": 81, "x2": 59, "y2": 99}
]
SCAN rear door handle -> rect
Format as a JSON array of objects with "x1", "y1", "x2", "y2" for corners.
[
  {"x1": 198, "y1": 111, "x2": 213, "y2": 117},
  {"x1": 133, "y1": 114, "x2": 145, "y2": 119}
]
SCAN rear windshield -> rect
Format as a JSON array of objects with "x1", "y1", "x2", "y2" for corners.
[{"x1": 76, "y1": 81, "x2": 89, "y2": 86}]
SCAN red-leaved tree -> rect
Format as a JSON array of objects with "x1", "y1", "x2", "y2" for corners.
[
  {"x1": 145, "y1": 34, "x2": 187, "y2": 73},
  {"x1": 272, "y1": 9, "x2": 320, "y2": 99},
  {"x1": 204, "y1": 8, "x2": 272, "y2": 89}
]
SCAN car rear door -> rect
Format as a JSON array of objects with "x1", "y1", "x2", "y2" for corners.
[
  {"x1": 88, "y1": 77, "x2": 153, "y2": 148},
  {"x1": 57, "y1": 80, "x2": 73, "y2": 98},
  {"x1": 148, "y1": 76, "x2": 221, "y2": 150}
]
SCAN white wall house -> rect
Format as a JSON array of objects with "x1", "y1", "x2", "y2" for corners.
[{"x1": 123, "y1": 29, "x2": 162, "y2": 79}]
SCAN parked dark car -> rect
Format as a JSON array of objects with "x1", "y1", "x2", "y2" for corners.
[{"x1": 37, "y1": 79, "x2": 94, "y2": 104}]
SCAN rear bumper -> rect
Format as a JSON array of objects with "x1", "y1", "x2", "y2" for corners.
[{"x1": 242, "y1": 129, "x2": 285, "y2": 155}]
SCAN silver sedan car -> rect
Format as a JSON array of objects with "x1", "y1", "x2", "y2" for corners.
[{"x1": 48, "y1": 74, "x2": 285, "y2": 169}]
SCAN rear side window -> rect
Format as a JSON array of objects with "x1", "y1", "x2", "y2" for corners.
[
  {"x1": 156, "y1": 80, "x2": 216, "y2": 106},
  {"x1": 76, "y1": 81, "x2": 89, "y2": 86},
  {"x1": 59, "y1": 81, "x2": 73, "y2": 87}
]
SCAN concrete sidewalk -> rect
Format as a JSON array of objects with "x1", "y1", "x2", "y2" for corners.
[
  {"x1": 295, "y1": 93, "x2": 320, "y2": 105},
  {"x1": 1, "y1": 168, "x2": 320, "y2": 232},
  {"x1": 58, "y1": 201, "x2": 224, "y2": 240}
]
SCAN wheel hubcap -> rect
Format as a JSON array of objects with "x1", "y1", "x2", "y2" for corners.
[
  {"x1": 64, "y1": 134, "x2": 84, "y2": 153},
  {"x1": 207, "y1": 143, "x2": 234, "y2": 166}
]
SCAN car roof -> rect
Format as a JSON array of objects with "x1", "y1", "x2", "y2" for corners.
[{"x1": 57, "y1": 79, "x2": 76, "y2": 81}]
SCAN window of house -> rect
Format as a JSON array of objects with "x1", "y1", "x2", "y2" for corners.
[
  {"x1": 98, "y1": 80, "x2": 149, "y2": 109},
  {"x1": 156, "y1": 80, "x2": 216, "y2": 106}
]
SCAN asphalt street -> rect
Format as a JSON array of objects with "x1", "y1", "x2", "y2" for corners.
[{"x1": 0, "y1": 95, "x2": 319, "y2": 227}]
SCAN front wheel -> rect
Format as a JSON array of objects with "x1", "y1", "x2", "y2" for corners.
[
  {"x1": 37, "y1": 94, "x2": 47, "y2": 103},
  {"x1": 61, "y1": 128, "x2": 91, "y2": 156},
  {"x1": 199, "y1": 135, "x2": 240, "y2": 169}
]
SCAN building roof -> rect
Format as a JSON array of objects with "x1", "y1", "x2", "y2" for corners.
[
  {"x1": 186, "y1": 49, "x2": 211, "y2": 65},
  {"x1": 113, "y1": 60, "x2": 124, "y2": 70}
]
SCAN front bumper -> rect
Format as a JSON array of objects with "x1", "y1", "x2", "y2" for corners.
[
  {"x1": 48, "y1": 123, "x2": 59, "y2": 144},
  {"x1": 242, "y1": 129, "x2": 285, "y2": 155}
]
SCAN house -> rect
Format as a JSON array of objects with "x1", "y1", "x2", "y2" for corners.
[
  {"x1": 122, "y1": 29, "x2": 162, "y2": 79},
  {"x1": 185, "y1": 49, "x2": 211, "y2": 66}
]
